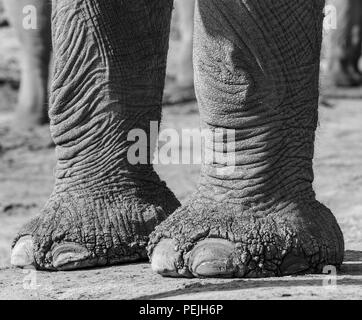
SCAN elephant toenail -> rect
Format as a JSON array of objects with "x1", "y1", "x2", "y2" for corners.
[
  {"x1": 11, "y1": 236, "x2": 35, "y2": 267},
  {"x1": 52, "y1": 243, "x2": 91, "y2": 270},
  {"x1": 151, "y1": 239, "x2": 185, "y2": 277},
  {"x1": 188, "y1": 239, "x2": 236, "y2": 278}
]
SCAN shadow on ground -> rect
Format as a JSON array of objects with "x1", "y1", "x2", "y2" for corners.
[
  {"x1": 135, "y1": 250, "x2": 362, "y2": 300},
  {"x1": 0, "y1": 250, "x2": 361, "y2": 300}
]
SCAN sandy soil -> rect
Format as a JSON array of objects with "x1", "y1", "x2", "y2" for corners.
[{"x1": 0, "y1": 16, "x2": 362, "y2": 300}]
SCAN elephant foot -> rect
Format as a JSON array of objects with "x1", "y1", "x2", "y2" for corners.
[
  {"x1": 0, "y1": 14, "x2": 8, "y2": 27},
  {"x1": 348, "y1": 67, "x2": 362, "y2": 85},
  {"x1": 11, "y1": 185, "x2": 180, "y2": 270},
  {"x1": 329, "y1": 62, "x2": 361, "y2": 88},
  {"x1": 329, "y1": 71, "x2": 359, "y2": 88},
  {"x1": 148, "y1": 195, "x2": 344, "y2": 278}
]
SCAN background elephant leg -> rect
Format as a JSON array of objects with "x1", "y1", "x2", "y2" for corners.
[
  {"x1": 3, "y1": 0, "x2": 52, "y2": 127},
  {"x1": 326, "y1": 0, "x2": 361, "y2": 86},
  {"x1": 163, "y1": 0, "x2": 195, "y2": 104},
  {"x1": 11, "y1": 0, "x2": 180, "y2": 271},
  {"x1": 351, "y1": 0, "x2": 362, "y2": 76},
  {"x1": 174, "y1": 0, "x2": 195, "y2": 88},
  {"x1": 149, "y1": 0, "x2": 344, "y2": 279}
]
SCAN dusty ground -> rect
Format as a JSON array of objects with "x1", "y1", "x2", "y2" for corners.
[{"x1": 0, "y1": 12, "x2": 362, "y2": 300}]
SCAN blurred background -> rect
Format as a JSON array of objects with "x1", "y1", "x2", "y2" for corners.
[{"x1": 0, "y1": 0, "x2": 361, "y2": 269}]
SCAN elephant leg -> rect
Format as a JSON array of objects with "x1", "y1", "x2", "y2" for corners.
[
  {"x1": 149, "y1": 0, "x2": 344, "y2": 278},
  {"x1": 326, "y1": 0, "x2": 361, "y2": 86},
  {"x1": 11, "y1": 0, "x2": 180, "y2": 270},
  {"x1": 175, "y1": 0, "x2": 195, "y2": 88},
  {"x1": 3, "y1": 0, "x2": 52, "y2": 127},
  {"x1": 163, "y1": 0, "x2": 196, "y2": 104},
  {"x1": 351, "y1": 1, "x2": 362, "y2": 76}
]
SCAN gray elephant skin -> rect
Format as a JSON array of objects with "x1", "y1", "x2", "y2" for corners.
[{"x1": 8, "y1": 0, "x2": 344, "y2": 279}]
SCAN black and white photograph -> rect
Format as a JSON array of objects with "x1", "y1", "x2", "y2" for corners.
[{"x1": 0, "y1": 0, "x2": 361, "y2": 303}]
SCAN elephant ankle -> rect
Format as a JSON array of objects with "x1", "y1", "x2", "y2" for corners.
[
  {"x1": 53, "y1": 166, "x2": 174, "y2": 196},
  {"x1": 189, "y1": 184, "x2": 318, "y2": 217},
  {"x1": 197, "y1": 165, "x2": 316, "y2": 210}
]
